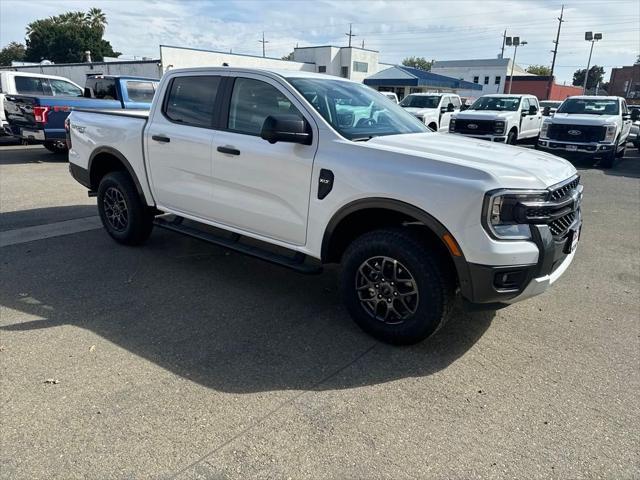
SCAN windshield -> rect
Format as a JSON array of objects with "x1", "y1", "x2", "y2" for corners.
[
  {"x1": 288, "y1": 78, "x2": 429, "y2": 141},
  {"x1": 557, "y1": 98, "x2": 619, "y2": 115},
  {"x1": 399, "y1": 95, "x2": 441, "y2": 109},
  {"x1": 468, "y1": 96, "x2": 520, "y2": 111}
]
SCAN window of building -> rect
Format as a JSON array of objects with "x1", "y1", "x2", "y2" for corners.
[
  {"x1": 353, "y1": 61, "x2": 368, "y2": 73},
  {"x1": 495, "y1": 76, "x2": 501, "y2": 85},
  {"x1": 49, "y1": 79, "x2": 83, "y2": 96},
  {"x1": 318, "y1": 66, "x2": 326, "y2": 73},
  {"x1": 126, "y1": 81, "x2": 156, "y2": 102},
  {"x1": 164, "y1": 76, "x2": 220, "y2": 128},
  {"x1": 473, "y1": 76, "x2": 479, "y2": 84},
  {"x1": 228, "y1": 77, "x2": 301, "y2": 136},
  {"x1": 341, "y1": 66, "x2": 349, "y2": 78},
  {"x1": 484, "y1": 76, "x2": 490, "y2": 85}
]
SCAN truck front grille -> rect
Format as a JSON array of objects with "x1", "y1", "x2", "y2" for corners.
[
  {"x1": 547, "y1": 124, "x2": 606, "y2": 142},
  {"x1": 547, "y1": 176, "x2": 582, "y2": 239},
  {"x1": 453, "y1": 119, "x2": 495, "y2": 135},
  {"x1": 549, "y1": 211, "x2": 577, "y2": 237}
]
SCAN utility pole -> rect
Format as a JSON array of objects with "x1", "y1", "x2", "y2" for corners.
[
  {"x1": 345, "y1": 23, "x2": 357, "y2": 47},
  {"x1": 259, "y1": 32, "x2": 269, "y2": 58},
  {"x1": 546, "y1": 5, "x2": 565, "y2": 100},
  {"x1": 500, "y1": 30, "x2": 507, "y2": 58},
  {"x1": 361, "y1": 39, "x2": 365, "y2": 49}
]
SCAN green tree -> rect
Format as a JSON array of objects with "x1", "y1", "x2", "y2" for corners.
[
  {"x1": 24, "y1": 9, "x2": 119, "y2": 63},
  {"x1": 572, "y1": 65, "x2": 605, "y2": 90},
  {"x1": 525, "y1": 64, "x2": 551, "y2": 76},
  {"x1": 0, "y1": 41, "x2": 26, "y2": 66},
  {"x1": 281, "y1": 51, "x2": 294, "y2": 61},
  {"x1": 401, "y1": 56, "x2": 433, "y2": 71}
]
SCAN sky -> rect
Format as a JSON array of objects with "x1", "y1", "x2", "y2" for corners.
[{"x1": 1, "y1": 0, "x2": 638, "y2": 84}]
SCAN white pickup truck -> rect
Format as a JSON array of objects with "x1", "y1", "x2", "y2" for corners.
[
  {"x1": 537, "y1": 96, "x2": 637, "y2": 168},
  {"x1": 67, "y1": 67, "x2": 582, "y2": 345},
  {"x1": 449, "y1": 94, "x2": 542, "y2": 144},
  {"x1": 399, "y1": 93, "x2": 461, "y2": 132}
]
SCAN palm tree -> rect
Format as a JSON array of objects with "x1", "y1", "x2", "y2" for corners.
[{"x1": 86, "y1": 8, "x2": 107, "y2": 33}]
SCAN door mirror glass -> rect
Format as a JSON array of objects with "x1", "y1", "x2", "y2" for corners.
[
  {"x1": 260, "y1": 114, "x2": 312, "y2": 145},
  {"x1": 543, "y1": 106, "x2": 551, "y2": 116},
  {"x1": 631, "y1": 109, "x2": 640, "y2": 121},
  {"x1": 529, "y1": 105, "x2": 538, "y2": 115},
  {"x1": 447, "y1": 103, "x2": 455, "y2": 112}
]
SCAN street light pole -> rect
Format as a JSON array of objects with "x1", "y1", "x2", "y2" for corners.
[
  {"x1": 506, "y1": 39, "x2": 527, "y2": 94},
  {"x1": 582, "y1": 32, "x2": 602, "y2": 94}
]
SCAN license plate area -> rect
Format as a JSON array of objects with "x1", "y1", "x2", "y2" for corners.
[
  {"x1": 566, "y1": 145, "x2": 578, "y2": 152},
  {"x1": 564, "y1": 226, "x2": 581, "y2": 254}
]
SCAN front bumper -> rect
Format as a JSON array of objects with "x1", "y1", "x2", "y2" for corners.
[
  {"x1": 537, "y1": 139, "x2": 614, "y2": 157},
  {"x1": 460, "y1": 210, "x2": 581, "y2": 305},
  {"x1": 451, "y1": 132, "x2": 506, "y2": 142}
]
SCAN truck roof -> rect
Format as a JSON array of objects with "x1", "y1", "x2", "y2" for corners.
[
  {"x1": 565, "y1": 95, "x2": 621, "y2": 101},
  {"x1": 86, "y1": 74, "x2": 159, "y2": 81},
  {"x1": 164, "y1": 66, "x2": 354, "y2": 82}
]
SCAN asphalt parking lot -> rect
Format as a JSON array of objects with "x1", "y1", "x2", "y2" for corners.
[{"x1": 1, "y1": 143, "x2": 639, "y2": 479}]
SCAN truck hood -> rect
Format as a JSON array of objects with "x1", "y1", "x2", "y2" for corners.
[
  {"x1": 402, "y1": 107, "x2": 438, "y2": 117},
  {"x1": 548, "y1": 113, "x2": 618, "y2": 125},
  {"x1": 453, "y1": 110, "x2": 513, "y2": 121},
  {"x1": 366, "y1": 132, "x2": 575, "y2": 189}
]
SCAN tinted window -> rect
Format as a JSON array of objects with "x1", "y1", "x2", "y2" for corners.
[
  {"x1": 165, "y1": 76, "x2": 220, "y2": 128},
  {"x1": 92, "y1": 80, "x2": 117, "y2": 100},
  {"x1": 14, "y1": 76, "x2": 48, "y2": 95},
  {"x1": 228, "y1": 77, "x2": 300, "y2": 135},
  {"x1": 126, "y1": 81, "x2": 156, "y2": 103},
  {"x1": 399, "y1": 95, "x2": 441, "y2": 108},
  {"x1": 49, "y1": 79, "x2": 82, "y2": 96}
]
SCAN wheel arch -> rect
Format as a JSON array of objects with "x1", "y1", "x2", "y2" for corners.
[
  {"x1": 321, "y1": 198, "x2": 472, "y2": 295},
  {"x1": 88, "y1": 147, "x2": 147, "y2": 204}
]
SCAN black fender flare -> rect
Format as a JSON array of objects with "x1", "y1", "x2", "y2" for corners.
[
  {"x1": 88, "y1": 146, "x2": 148, "y2": 203},
  {"x1": 321, "y1": 198, "x2": 472, "y2": 296}
]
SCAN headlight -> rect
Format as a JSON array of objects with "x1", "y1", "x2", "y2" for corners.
[
  {"x1": 449, "y1": 119, "x2": 456, "y2": 132},
  {"x1": 540, "y1": 122, "x2": 550, "y2": 139},
  {"x1": 482, "y1": 189, "x2": 548, "y2": 240},
  {"x1": 494, "y1": 120, "x2": 505, "y2": 134},
  {"x1": 604, "y1": 124, "x2": 616, "y2": 143}
]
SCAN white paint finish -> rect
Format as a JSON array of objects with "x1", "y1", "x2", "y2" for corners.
[
  {"x1": 160, "y1": 45, "x2": 314, "y2": 74},
  {"x1": 68, "y1": 67, "x2": 577, "y2": 273},
  {"x1": 432, "y1": 59, "x2": 533, "y2": 95},
  {"x1": 0, "y1": 216, "x2": 101, "y2": 247}
]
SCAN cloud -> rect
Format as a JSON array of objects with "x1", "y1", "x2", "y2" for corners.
[{"x1": 1, "y1": 0, "x2": 637, "y2": 83}]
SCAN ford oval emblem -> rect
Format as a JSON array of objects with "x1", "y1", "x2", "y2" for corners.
[
  {"x1": 467, "y1": 123, "x2": 478, "y2": 129},
  {"x1": 568, "y1": 129, "x2": 582, "y2": 136}
]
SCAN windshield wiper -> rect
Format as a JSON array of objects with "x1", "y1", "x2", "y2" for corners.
[{"x1": 352, "y1": 136, "x2": 374, "y2": 142}]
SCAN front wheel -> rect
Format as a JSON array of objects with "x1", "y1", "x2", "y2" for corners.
[
  {"x1": 340, "y1": 228, "x2": 455, "y2": 345},
  {"x1": 506, "y1": 130, "x2": 518, "y2": 145},
  {"x1": 600, "y1": 139, "x2": 619, "y2": 169},
  {"x1": 97, "y1": 171, "x2": 154, "y2": 245}
]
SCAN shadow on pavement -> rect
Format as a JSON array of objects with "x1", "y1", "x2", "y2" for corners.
[
  {"x1": 571, "y1": 144, "x2": 640, "y2": 179},
  {"x1": 0, "y1": 145, "x2": 66, "y2": 165},
  {"x1": 0, "y1": 228, "x2": 495, "y2": 393},
  {"x1": 0, "y1": 205, "x2": 97, "y2": 232}
]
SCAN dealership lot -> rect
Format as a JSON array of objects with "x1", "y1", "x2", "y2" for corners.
[{"x1": 1, "y1": 144, "x2": 638, "y2": 479}]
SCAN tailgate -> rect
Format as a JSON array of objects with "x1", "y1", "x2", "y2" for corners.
[{"x1": 4, "y1": 95, "x2": 38, "y2": 128}]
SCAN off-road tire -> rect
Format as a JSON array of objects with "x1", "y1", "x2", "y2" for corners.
[
  {"x1": 340, "y1": 228, "x2": 455, "y2": 345},
  {"x1": 506, "y1": 129, "x2": 518, "y2": 145},
  {"x1": 43, "y1": 141, "x2": 68, "y2": 154},
  {"x1": 97, "y1": 171, "x2": 154, "y2": 245}
]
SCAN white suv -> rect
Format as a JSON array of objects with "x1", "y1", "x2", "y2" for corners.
[
  {"x1": 450, "y1": 94, "x2": 542, "y2": 144},
  {"x1": 399, "y1": 93, "x2": 461, "y2": 132}
]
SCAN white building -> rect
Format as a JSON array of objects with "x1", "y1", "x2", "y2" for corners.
[
  {"x1": 292, "y1": 46, "x2": 381, "y2": 82},
  {"x1": 431, "y1": 58, "x2": 533, "y2": 95}
]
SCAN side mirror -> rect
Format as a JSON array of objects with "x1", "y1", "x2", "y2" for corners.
[
  {"x1": 440, "y1": 106, "x2": 447, "y2": 113},
  {"x1": 543, "y1": 106, "x2": 551, "y2": 116},
  {"x1": 447, "y1": 103, "x2": 455, "y2": 112},
  {"x1": 521, "y1": 110, "x2": 528, "y2": 117},
  {"x1": 631, "y1": 109, "x2": 640, "y2": 121},
  {"x1": 529, "y1": 105, "x2": 538, "y2": 115},
  {"x1": 460, "y1": 104, "x2": 469, "y2": 111},
  {"x1": 260, "y1": 115, "x2": 312, "y2": 145}
]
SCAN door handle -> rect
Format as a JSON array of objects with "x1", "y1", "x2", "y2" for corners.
[
  {"x1": 217, "y1": 145, "x2": 240, "y2": 155},
  {"x1": 152, "y1": 135, "x2": 170, "y2": 143}
]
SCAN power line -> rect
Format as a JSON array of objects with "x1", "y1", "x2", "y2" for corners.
[{"x1": 345, "y1": 23, "x2": 356, "y2": 47}]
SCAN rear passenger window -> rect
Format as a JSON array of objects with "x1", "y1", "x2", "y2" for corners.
[
  {"x1": 228, "y1": 78, "x2": 300, "y2": 135},
  {"x1": 126, "y1": 81, "x2": 156, "y2": 103},
  {"x1": 14, "y1": 76, "x2": 48, "y2": 95},
  {"x1": 93, "y1": 80, "x2": 117, "y2": 100},
  {"x1": 164, "y1": 76, "x2": 220, "y2": 128}
]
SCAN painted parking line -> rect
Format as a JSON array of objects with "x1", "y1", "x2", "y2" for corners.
[{"x1": 0, "y1": 216, "x2": 102, "y2": 247}]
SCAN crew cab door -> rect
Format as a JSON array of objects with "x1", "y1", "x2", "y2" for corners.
[
  {"x1": 621, "y1": 100, "x2": 632, "y2": 141},
  {"x1": 438, "y1": 96, "x2": 456, "y2": 132},
  {"x1": 145, "y1": 75, "x2": 222, "y2": 219},
  {"x1": 210, "y1": 74, "x2": 316, "y2": 246}
]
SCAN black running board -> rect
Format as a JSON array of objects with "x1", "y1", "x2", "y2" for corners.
[{"x1": 154, "y1": 217, "x2": 322, "y2": 274}]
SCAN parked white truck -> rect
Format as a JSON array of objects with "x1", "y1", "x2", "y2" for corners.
[
  {"x1": 399, "y1": 93, "x2": 461, "y2": 132},
  {"x1": 537, "y1": 96, "x2": 637, "y2": 168},
  {"x1": 449, "y1": 94, "x2": 543, "y2": 144},
  {"x1": 67, "y1": 67, "x2": 582, "y2": 344}
]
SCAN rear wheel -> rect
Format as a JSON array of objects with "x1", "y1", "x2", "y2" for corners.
[
  {"x1": 340, "y1": 228, "x2": 455, "y2": 345},
  {"x1": 97, "y1": 171, "x2": 154, "y2": 245}
]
